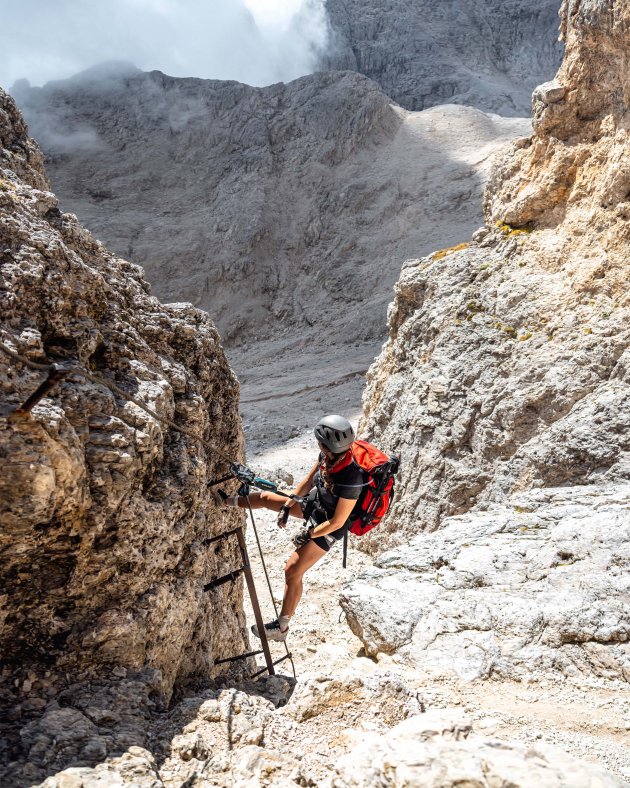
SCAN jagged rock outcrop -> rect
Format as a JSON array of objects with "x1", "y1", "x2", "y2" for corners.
[
  {"x1": 360, "y1": 0, "x2": 630, "y2": 544},
  {"x1": 332, "y1": 710, "x2": 626, "y2": 787},
  {"x1": 10, "y1": 67, "x2": 531, "y2": 441},
  {"x1": 0, "y1": 87, "x2": 247, "y2": 784},
  {"x1": 342, "y1": 485, "x2": 630, "y2": 681},
  {"x1": 322, "y1": 0, "x2": 564, "y2": 115},
  {"x1": 485, "y1": 0, "x2": 630, "y2": 295}
]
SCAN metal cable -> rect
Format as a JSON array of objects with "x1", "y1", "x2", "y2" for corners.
[
  {"x1": 245, "y1": 495, "x2": 296, "y2": 679},
  {"x1": 0, "y1": 338, "x2": 52, "y2": 371},
  {"x1": 0, "y1": 337, "x2": 235, "y2": 465}
]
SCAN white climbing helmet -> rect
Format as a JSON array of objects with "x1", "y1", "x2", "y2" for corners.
[{"x1": 314, "y1": 414, "x2": 355, "y2": 454}]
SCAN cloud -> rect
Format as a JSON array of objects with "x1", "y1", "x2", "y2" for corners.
[{"x1": 0, "y1": 0, "x2": 330, "y2": 90}]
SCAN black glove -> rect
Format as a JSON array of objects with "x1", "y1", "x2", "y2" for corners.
[{"x1": 292, "y1": 525, "x2": 313, "y2": 549}]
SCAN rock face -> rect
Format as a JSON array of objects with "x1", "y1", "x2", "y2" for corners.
[
  {"x1": 360, "y1": 0, "x2": 630, "y2": 545},
  {"x1": 11, "y1": 67, "x2": 529, "y2": 350},
  {"x1": 10, "y1": 67, "x2": 530, "y2": 443},
  {"x1": 0, "y1": 85, "x2": 245, "y2": 711},
  {"x1": 486, "y1": 0, "x2": 630, "y2": 287},
  {"x1": 342, "y1": 485, "x2": 630, "y2": 682},
  {"x1": 323, "y1": 0, "x2": 564, "y2": 115},
  {"x1": 332, "y1": 710, "x2": 626, "y2": 788}
]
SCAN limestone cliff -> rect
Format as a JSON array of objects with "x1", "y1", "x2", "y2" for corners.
[
  {"x1": 0, "y1": 85, "x2": 245, "y2": 725},
  {"x1": 323, "y1": 0, "x2": 564, "y2": 115},
  {"x1": 343, "y1": 484, "x2": 630, "y2": 683},
  {"x1": 486, "y1": 0, "x2": 630, "y2": 294},
  {"x1": 361, "y1": 0, "x2": 630, "y2": 547}
]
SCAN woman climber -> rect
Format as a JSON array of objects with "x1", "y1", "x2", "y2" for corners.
[{"x1": 220, "y1": 414, "x2": 364, "y2": 642}]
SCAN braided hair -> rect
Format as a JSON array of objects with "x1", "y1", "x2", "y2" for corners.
[{"x1": 320, "y1": 449, "x2": 349, "y2": 491}]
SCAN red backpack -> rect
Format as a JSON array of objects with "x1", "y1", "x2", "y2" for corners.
[{"x1": 325, "y1": 440, "x2": 399, "y2": 564}]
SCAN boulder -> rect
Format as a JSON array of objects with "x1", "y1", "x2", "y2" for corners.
[
  {"x1": 333, "y1": 710, "x2": 627, "y2": 787},
  {"x1": 341, "y1": 485, "x2": 630, "y2": 682}
]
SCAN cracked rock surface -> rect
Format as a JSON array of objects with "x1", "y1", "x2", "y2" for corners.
[
  {"x1": 34, "y1": 676, "x2": 628, "y2": 787},
  {"x1": 332, "y1": 709, "x2": 625, "y2": 787},
  {"x1": 11, "y1": 68, "x2": 529, "y2": 352},
  {"x1": 361, "y1": 0, "x2": 630, "y2": 548},
  {"x1": 323, "y1": 0, "x2": 564, "y2": 115},
  {"x1": 10, "y1": 66, "x2": 530, "y2": 443},
  {"x1": 0, "y1": 86, "x2": 247, "y2": 783},
  {"x1": 3, "y1": 435, "x2": 629, "y2": 784},
  {"x1": 2, "y1": 2, "x2": 630, "y2": 785}
]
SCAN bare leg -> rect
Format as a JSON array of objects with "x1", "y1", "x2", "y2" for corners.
[
  {"x1": 235, "y1": 491, "x2": 324, "y2": 621},
  {"x1": 281, "y1": 540, "x2": 327, "y2": 618},
  {"x1": 237, "y1": 491, "x2": 303, "y2": 519}
]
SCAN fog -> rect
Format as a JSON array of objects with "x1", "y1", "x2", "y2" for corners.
[{"x1": 0, "y1": 0, "x2": 330, "y2": 89}]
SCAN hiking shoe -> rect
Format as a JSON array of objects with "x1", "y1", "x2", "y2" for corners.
[{"x1": 251, "y1": 619, "x2": 289, "y2": 642}]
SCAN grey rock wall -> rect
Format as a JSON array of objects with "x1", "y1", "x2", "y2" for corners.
[
  {"x1": 342, "y1": 485, "x2": 630, "y2": 682},
  {"x1": 10, "y1": 68, "x2": 528, "y2": 352},
  {"x1": 360, "y1": 231, "x2": 630, "y2": 543},
  {"x1": 360, "y1": 0, "x2": 630, "y2": 547},
  {"x1": 0, "y1": 86, "x2": 245, "y2": 712},
  {"x1": 322, "y1": 0, "x2": 564, "y2": 115}
]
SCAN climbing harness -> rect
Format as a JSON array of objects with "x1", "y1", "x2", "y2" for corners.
[{"x1": 0, "y1": 337, "x2": 296, "y2": 680}]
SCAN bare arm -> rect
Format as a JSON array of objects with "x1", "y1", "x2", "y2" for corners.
[
  {"x1": 275, "y1": 460, "x2": 320, "y2": 529},
  {"x1": 310, "y1": 496, "x2": 356, "y2": 538}
]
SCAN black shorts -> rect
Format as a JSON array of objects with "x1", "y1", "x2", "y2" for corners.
[
  {"x1": 300, "y1": 493, "x2": 346, "y2": 552},
  {"x1": 312, "y1": 525, "x2": 345, "y2": 552}
]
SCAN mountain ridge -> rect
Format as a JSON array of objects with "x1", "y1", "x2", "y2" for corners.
[{"x1": 322, "y1": 0, "x2": 564, "y2": 115}]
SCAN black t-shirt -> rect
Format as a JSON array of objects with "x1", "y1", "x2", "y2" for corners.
[{"x1": 312, "y1": 454, "x2": 365, "y2": 519}]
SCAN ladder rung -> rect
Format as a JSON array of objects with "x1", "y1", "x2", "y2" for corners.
[
  {"x1": 203, "y1": 526, "x2": 242, "y2": 546},
  {"x1": 203, "y1": 567, "x2": 245, "y2": 590},
  {"x1": 201, "y1": 518, "x2": 290, "y2": 680},
  {"x1": 251, "y1": 652, "x2": 293, "y2": 679},
  {"x1": 214, "y1": 649, "x2": 264, "y2": 665}
]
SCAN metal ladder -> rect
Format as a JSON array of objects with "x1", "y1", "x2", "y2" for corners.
[{"x1": 203, "y1": 525, "x2": 292, "y2": 679}]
